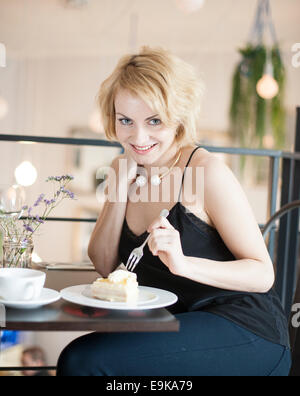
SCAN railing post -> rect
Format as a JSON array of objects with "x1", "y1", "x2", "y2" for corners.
[
  {"x1": 267, "y1": 156, "x2": 280, "y2": 261},
  {"x1": 276, "y1": 107, "x2": 300, "y2": 316}
]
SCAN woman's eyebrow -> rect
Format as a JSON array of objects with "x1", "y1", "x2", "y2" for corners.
[
  {"x1": 146, "y1": 114, "x2": 159, "y2": 120},
  {"x1": 116, "y1": 112, "x2": 159, "y2": 121},
  {"x1": 116, "y1": 113, "x2": 130, "y2": 119}
]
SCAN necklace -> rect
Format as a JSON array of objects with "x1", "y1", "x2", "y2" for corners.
[{"x1": 135, "y1": 150, "x2": 182, "y2": 187}]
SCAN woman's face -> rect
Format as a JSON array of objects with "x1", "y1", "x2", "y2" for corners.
[{"x1": 114, "y1": 89, "x2": 178, "y2": 165}]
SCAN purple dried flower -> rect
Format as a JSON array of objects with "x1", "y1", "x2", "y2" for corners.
[
  {"x1": 60, "y1": 187, "x2": 75, "y2": 199},
  {"x1": 23, "y1": 224, "x2": 34, "y2": 233},
  {"x1": 35, "y1": 215, "x2": 44, "y2": 224},
  {"x1": 46, "y1": 175, "x2": 74, "y2": 183},
  {"x1": 34, "y1": 193, "x2": 45, "y2": 207},
  {"x1": 2, "y1": 175, "x2": 75, "y2": 242},
  {"x1": 44, "y1": 198, "x2": 56, "y2": 206}
]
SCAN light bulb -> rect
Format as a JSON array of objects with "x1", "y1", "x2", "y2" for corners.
[
  {"x1": 15, "y1": 161, "x2": 38, "y2": 187},
  {"x1": 0, "y1": 97, "x2": 8, "y2": 119},
  {"x1": 175, "y1": 0, "x2": 205, "y2": 14},
  {"x1": 256, "y1": 75, "x2": 279, "y2": 100}
]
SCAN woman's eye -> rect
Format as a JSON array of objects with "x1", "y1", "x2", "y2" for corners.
[
  {"x1": 149, "y1": 119, "x2": 161, "y2": 126},
  {"x1": 118, "y1": 118, "x2": 132, "y2": 126}
]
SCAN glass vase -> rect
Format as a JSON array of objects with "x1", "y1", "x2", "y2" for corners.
[{"x1": 1, "y1": 235, "x2": 34, "y2": 268}]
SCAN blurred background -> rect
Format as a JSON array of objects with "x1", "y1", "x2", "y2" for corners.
[
  {"x1": 0, "y1": 0, "x2": 299, "y2": 264},
  {"x1": 0, "y1": 0, "x2": 299, "y2": 373}
]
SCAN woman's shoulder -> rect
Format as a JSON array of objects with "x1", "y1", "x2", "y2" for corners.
[
  {"x1": 183, "y1": 145, "x2": 219, "y2": 169},
  {"x1": 184, "y1": 145, "x2": 234, "y2": 192}
]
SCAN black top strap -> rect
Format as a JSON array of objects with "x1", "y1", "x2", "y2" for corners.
[{"x1": 177, "y1": 146, "x2": 202, "y2": 203}]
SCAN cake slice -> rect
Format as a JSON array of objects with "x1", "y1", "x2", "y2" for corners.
[{"x1": 91, "y1": 264, "x2": 139, "y2": 303}]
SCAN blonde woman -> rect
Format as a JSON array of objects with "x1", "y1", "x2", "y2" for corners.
[{"x1": 57, "y1": 47, "x2": 291, "y2": 376}]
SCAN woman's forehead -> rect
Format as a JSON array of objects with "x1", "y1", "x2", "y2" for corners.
[{"x1": 114, "y1": 89, "x2": 156, "y2": 116}]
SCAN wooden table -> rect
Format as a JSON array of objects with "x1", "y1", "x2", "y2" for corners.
[
  {"x1": 0, "y1": 268, "x2": 179, "y2": 373},
  {"x1": 3, "y1": 268, "x2": 180, "y2": 333}
]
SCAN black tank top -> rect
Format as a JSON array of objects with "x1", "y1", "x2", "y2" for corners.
[{"x1": 118, "y1": 147, "x2": 290, "y2": 348}]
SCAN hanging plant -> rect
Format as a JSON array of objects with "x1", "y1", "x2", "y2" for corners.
[
  {"x1": 271, "y1": 47, "x2": 286, "y2": 148},
  {"x1": 229, "y1": 44, "x2": 286, "y2": 149},
  {"x1": 228, "y1": 0, "x2": 286, "y2": 184}
]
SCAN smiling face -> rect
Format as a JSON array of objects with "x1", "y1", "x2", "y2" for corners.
[{"x1": 114, "y1": 89, "x2": 178, "y2": 166}]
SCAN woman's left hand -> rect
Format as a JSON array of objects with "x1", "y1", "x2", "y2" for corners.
[{"x1": 147, "y1": 215, "x2": 186, "y2": 276}]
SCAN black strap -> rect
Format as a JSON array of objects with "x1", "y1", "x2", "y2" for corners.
[{"x1": 177, "y1": 146, "x2": 202, "y2": 203}]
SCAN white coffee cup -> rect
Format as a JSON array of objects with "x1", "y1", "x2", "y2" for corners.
[{"x1": 0, "y1": 268, "x2": 46, "y2": 301}]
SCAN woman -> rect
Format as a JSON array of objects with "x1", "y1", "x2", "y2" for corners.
[{"x1": 57, "y1": 46, "x2": 291, "y2": 376}]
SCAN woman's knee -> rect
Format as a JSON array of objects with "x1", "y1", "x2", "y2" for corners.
[
  {"x1": 57, "y1": 333, "x2": 112, "y2": 376},
  {"x1": 57, "y1": 337, "x2": 83, "y2": 376}
]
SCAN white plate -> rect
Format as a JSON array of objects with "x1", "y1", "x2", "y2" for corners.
[
  {"x1": 60, "y1": 285, "x2": 178, "y2": 310},
  {"x1": 0, "y1": 288, "x2": 61, "y2": 309}
]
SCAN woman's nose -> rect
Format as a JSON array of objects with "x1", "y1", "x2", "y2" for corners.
[{"x1": 131, "y1": 126, "x2": 151, "y2": 144}]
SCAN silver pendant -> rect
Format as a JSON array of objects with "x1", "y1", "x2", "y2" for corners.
[
  {"x1": 150, "y1": 174, "x2": 161, "y2": 186},
  {"x1": 135, "y1": 174, "x2": 162, "y2": 187},
  {"x1": 135, "y1": 175, "x2": 147, "y2": 187}
]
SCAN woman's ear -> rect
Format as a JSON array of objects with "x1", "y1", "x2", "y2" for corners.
[{"x1": 176, "y1": 124, "x2": 184, "y2": 138}]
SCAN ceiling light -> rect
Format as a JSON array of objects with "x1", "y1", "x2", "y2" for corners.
[
  {"x1": 15, "y1": 161, "x2": 38, "y2": 187},
  {"x1": 175, "y1": 0, "x2": 205, "y2": 14},
  {"x1": 256, "y1": 55, "x2": 279, "y2": 100},
  {"x1": 256, "y1": 75, "x2": 279, "y2": 100}
]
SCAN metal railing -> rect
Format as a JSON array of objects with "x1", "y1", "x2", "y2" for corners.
[{"x1": 0, "y1": 107, "x2": 299, "y2": 315}]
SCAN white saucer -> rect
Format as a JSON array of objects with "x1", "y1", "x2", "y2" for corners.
[
  {"x1": 0, "y1": 288, "x2": 61, "y2": 309},
  {"x1": 60, "y1": 285, "x2": 178, "y2": 310}
]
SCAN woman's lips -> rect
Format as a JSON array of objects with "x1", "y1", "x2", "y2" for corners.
[{"x1": 130, "y1": 143, "x2": 158, "y2": 155}]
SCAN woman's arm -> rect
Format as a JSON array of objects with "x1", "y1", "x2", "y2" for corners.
[
  {"x1": 147, "y1": 155, "x2": 275, "y2": 293},
  {"x1": 88, "y1": 153, "x2": 137, "y2": 277},
  {"x1": 183, "y1": 155, "x2": 275, "y2": 293}
]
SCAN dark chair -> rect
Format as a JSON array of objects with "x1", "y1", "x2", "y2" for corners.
[
  {"x1": 262, "y1": 201, "x2": 300, "y2": 241},
  {"x1": 262, "y1": 200, "x2": 300, "y2": 375}
]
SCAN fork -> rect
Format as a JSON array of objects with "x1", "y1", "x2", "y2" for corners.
[{"x1": 125, "y1": 209, "x2": 170, "y2": 272}]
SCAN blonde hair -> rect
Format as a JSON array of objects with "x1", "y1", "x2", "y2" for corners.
[{"x1": 98, "y1": 46, "x2": 204, "y2": 149}]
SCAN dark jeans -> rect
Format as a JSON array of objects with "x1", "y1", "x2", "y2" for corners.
[{"x1": 57, "y1": 311, "x2": 291, "y2": 376}]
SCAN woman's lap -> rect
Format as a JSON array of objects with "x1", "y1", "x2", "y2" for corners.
[{"x1": 57, "y1": 311, "x2": 291, "y2": 376}]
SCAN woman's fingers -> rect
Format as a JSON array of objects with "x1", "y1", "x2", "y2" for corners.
[{"x1": 147, "y1": 213, "x2": 175, "y2": 233}]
